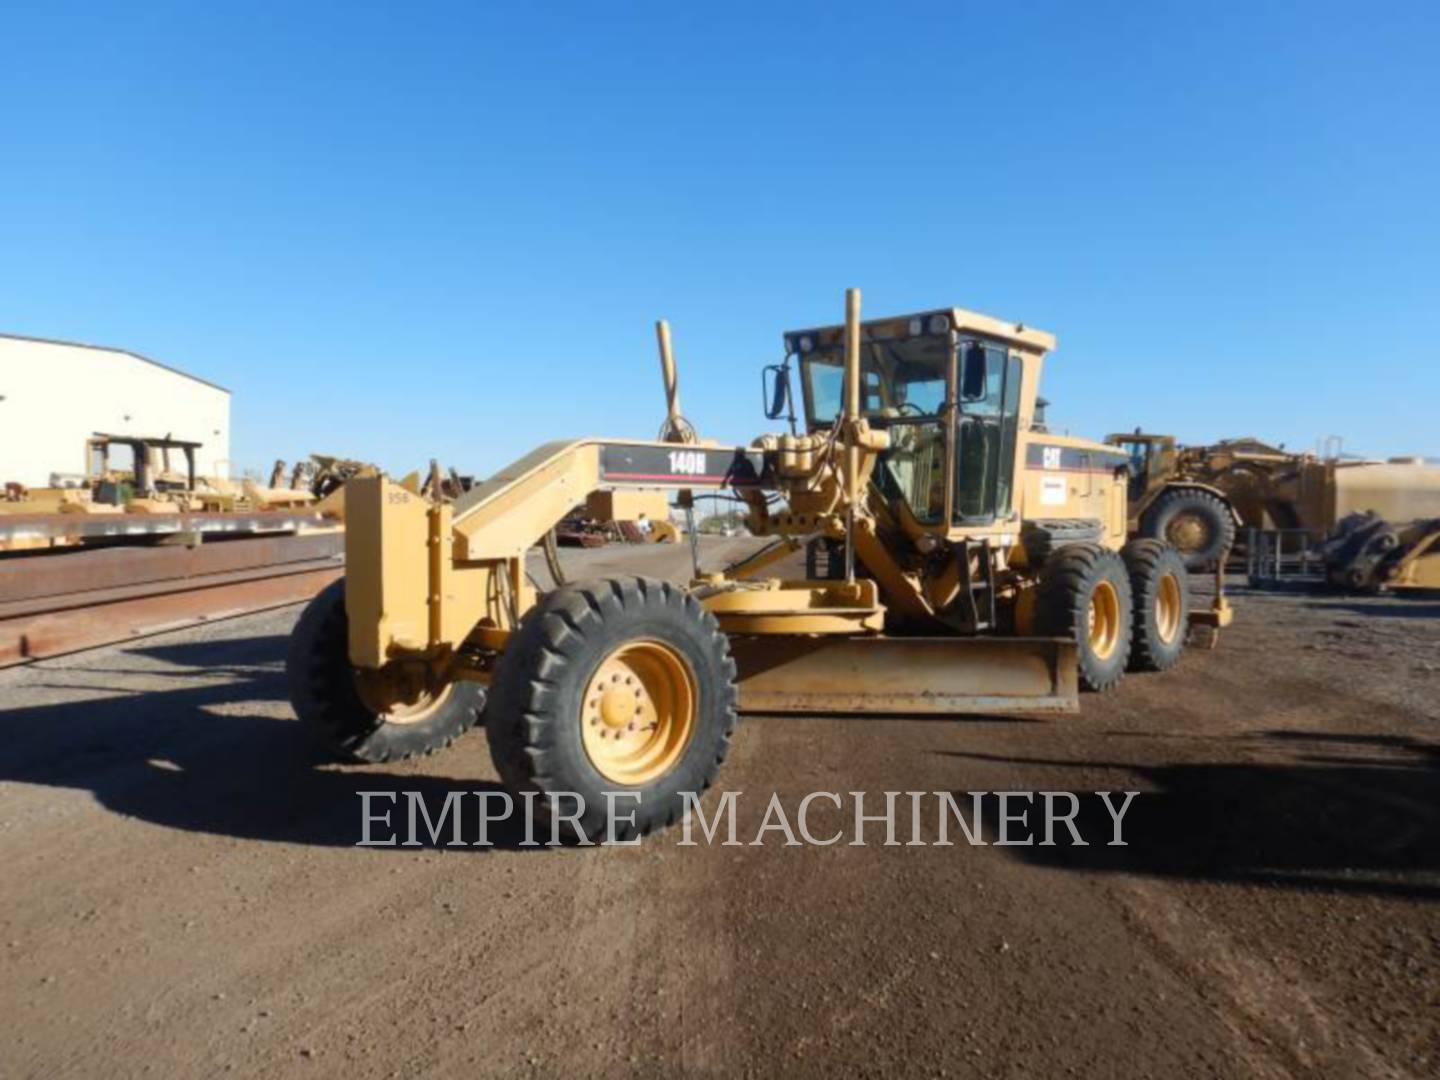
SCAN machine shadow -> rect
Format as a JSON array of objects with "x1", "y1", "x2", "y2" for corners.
[
  {"x1": 0, "y1": 634, "x2": 555, "y2": 853},
  {"x1": 940, "y1": 734, "x2": 1440, "y2": 900}
]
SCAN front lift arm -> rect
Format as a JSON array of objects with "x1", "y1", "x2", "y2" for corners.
[{"x1": 344, "y1": 439, "x2": 765, "y2": 669}]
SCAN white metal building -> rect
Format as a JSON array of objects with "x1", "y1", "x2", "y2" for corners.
[{"x1": 0, "y1": 333, "x2": 231, "y2": 488}]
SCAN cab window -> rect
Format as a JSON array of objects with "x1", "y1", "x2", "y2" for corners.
[
  {"x1": 1122, "y1": 440, "x2": 1150, "y2": 478},
  {"x1": 1118, "y1": 439, "x2": 1151, "y2": 501},
  {"x1": 955, "y1": 342, "x2": 1021, "y2": 522}
]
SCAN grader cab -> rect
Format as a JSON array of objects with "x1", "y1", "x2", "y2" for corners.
[{"x1": 288, "y1": 289, "x2": 1228, "y2": 840}]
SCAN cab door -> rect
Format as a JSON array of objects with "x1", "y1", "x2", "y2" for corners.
[{"x1": 954, "y1": 342, "x2": 1023, "y2": 525}]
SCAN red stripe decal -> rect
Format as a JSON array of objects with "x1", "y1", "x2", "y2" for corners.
[{"x1": 603, "y1": 471, "x2": 759, "y2": 485}]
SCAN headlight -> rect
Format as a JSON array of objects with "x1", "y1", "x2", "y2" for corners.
[
  {"x1": 907, "y1": 318, "x2": 924, "y2": 336},
  {"x1": 799, "y1": 335, "x2": 814, "y2": 353},
  {"x1": 927, "y1": 314, "x2": 951, "y2": 334}
]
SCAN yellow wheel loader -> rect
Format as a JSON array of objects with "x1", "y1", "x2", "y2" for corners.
[
  {"x1": 287, "y1": 289, "x2": 1229, "y2": 840},
  {"x1": 1103, "y1": 431, "x2": 1244, "y2": 569}
]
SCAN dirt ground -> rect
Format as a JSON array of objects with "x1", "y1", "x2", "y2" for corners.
[{"x1": 1, "y1": 539, "x2": 1436, "y2": 1078}]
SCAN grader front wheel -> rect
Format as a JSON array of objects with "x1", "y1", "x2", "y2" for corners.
[
  {"x1": 286, "y1": 579, "x2": 485, "y2": 762},
  {"x1": 487, "y1": 576, "x2": 737, "y2": 842}
]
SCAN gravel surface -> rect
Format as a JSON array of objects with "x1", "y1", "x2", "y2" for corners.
[{"x1": 1, "y1": 542, "x2": 1436, "y2": 1078}]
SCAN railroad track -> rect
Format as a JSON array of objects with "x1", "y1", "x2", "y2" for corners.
[{"x1": 0, "y1": 533, "x2": 343, "y2": 667}]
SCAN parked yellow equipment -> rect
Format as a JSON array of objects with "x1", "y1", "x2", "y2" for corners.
[
  {"x1": 287, "y1": 290, "x2": 1227, "y2": 839},
  {"x1": 1107, "y1": 430, "x2": 1440, "y2": 591},
  {"x1": 1267, "y1": 456, "x2": 1440, "y2": 539},
  {"x1": 1103, "y1": 431, "x2": 1256, "y2": 568},
  {"x1": 1316, "y1": 512, "x2": 1440, "y2": 591}
]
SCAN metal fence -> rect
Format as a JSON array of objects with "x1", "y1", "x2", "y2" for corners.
[{"x1": 1244, "y1": 527, "x2": 1325, "y2": 588}]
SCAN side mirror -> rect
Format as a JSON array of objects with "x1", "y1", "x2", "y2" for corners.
[
  {"x1": 762, "y1": 363, "x2": 792, "y2": 420},
  {"x1": 961, "y1": 343, "x2": 987, "y2": 401}
]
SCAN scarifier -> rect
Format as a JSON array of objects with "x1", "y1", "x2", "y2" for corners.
[{"x1": 287, "y1": 289, "x2": 1230, "y2": 839}]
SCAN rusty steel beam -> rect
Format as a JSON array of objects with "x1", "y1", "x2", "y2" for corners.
[
  {"x1": 0, "y1": 566, "x2": 342, "y2": 668},
  {"x1": 0, "y1": 557, "x2": 342, "y2": 620},
  {"x1": 0, "y1": 532, "x2": 343, "y2": 604},
  {"x1": 0, "y1": 509, "x2": 335, "y2": 549}
]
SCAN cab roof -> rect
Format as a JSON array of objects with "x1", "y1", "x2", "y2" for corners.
[{"x1": 783, "y1": 306, "x2": 1056, "y2": 356}]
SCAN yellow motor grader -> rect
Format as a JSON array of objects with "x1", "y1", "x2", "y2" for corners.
[{"x1": 287, "y1": 290, "x2": 1228, "y2": 839}]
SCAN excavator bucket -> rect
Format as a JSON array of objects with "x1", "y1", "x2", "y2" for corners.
[{"x1": 729, "y1": 635, "x2": 1079, "y2": 716}]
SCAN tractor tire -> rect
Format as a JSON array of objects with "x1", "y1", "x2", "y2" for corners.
[
  {"x1": 286, "y1": 579, "x2": 486, "y2": 763},
  {"x1": 1139, "y1": 488, "x2": 1235, "y2": 570},
  {"x1": 1036, "y1": 543, "x2": 1133, "y2": 692},
  {"x1": 1121, "y1": 539, "x2": 1189, "y2": 672},
  {"x1": 1020, "y1": 518, "x2": 1104, "y2": 567},
  {"x1": 486, "y1": 576, "x2": 737, "y2": 843}
]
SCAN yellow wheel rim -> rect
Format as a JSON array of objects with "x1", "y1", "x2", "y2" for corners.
[
  {"x1": 1155, "y1": 572, "x2": 1182, "y2": 644},
  {"x1": 1087, "y1": 580, "x2": 1122, "y2": 660},
  {"x1": 353, "y1": 665, "x2": 453, "y2": 725},
  {"x1": 1166, "y1": 512, "x2": 1209, "y2": 553},
  {"x1": 581, "y1": 640, "x2": 697, "y2": 786}
]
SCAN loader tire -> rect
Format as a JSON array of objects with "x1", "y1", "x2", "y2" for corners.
[
  {"x1": 1036, "y1": 543, "x2": 1133, "y2": 692},
  {"x1": 1140, "y1": 488, "x2": 1235, "y2": 570},
  {"x1": 286, "y1": 579, "x2": 485, "y2": 763},
  {"x1": 486, "y1": 576, "x2": 737, "y2": 843},
  {"x1": 1121, "y1": 539, "x2": 1189, "y2": 672}
]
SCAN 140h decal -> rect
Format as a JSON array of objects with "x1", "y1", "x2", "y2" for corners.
[{"x1": 667, "y1": 450, "x2": 707, "y2": 476}]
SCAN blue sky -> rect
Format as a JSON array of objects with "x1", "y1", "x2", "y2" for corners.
[{"x1": 2, "y1": 1, "x2": 1436, "y2": 478}]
